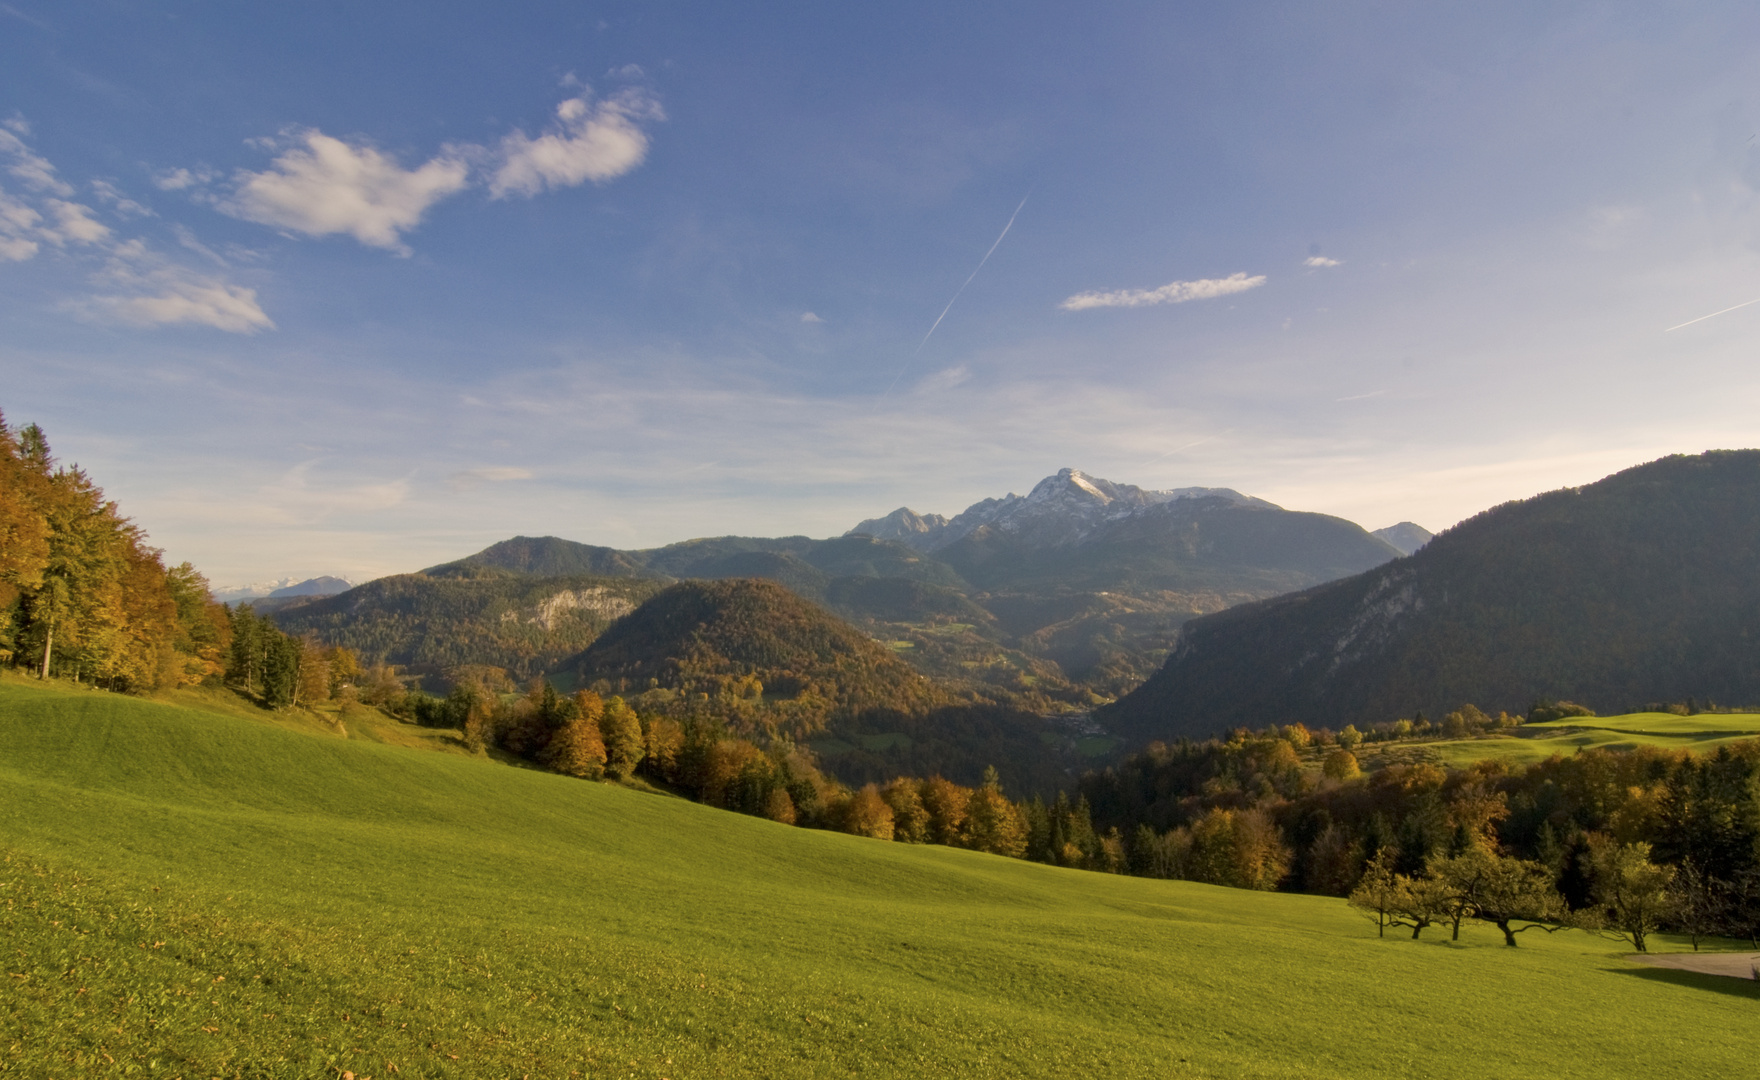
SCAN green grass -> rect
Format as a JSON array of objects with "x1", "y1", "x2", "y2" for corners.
[
  {"x1": 1358, "y1": 712, "x2": 1760, "y2": 769},
  {"x1": 2, "y1": 680, "x2": 1755, "y2": 1078}
]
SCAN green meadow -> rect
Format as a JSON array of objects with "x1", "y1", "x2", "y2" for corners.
[
  {"x1": 1360, "y1": 711, "x2": 1760, "y2": 769},
  {"x1": 2, "y1": 679, "x2": 1753, "y2": 1079}
]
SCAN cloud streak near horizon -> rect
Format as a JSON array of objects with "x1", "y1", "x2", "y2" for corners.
[{"x1": 1060, "y1": 271, "x2": 1266, "y2": 311}]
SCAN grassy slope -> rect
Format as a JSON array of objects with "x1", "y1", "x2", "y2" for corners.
[
  {"x1": 1361, "y1": 712, "x2": 1760, "y2": 769},
  {"x1": 2, "y1": 682, "x2": 1753, "y2": 1079}
]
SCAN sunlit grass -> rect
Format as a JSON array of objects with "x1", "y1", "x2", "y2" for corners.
[{"x1": 2, "y1": 679, "x2": 1753, "y2": 1078}]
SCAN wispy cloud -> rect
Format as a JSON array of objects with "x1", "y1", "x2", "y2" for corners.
[
  {"x1": 89, "y1": 277, "x2": 274, "y2": 333},
  {"x1": 799, "y1": 311, "x2": 823, "y2": 323},
  {"x1": 81, "y1": 246, "x2": 274, "y2": 333},
  {"x1": 1059, "y1": 271, "x2": 1266, "y2": 311},
  {"x1": 90, "y1": 179, "x2": 153, "y2": 218},
  {"x1": 0, "y1": 122, "x2": 271, "y2": 332},
  {"x1": 489, "y1": 89, "x2": 662, "y2": 198},
  {"x1": 43, "y1": 198, "x2": 110, "y2": 244},
  {"x1": 0, "y1": 186, "x2": 41, "y2": 261},
  {"x1": 1304, "y1": 255, "x2": 1341, "y2": 268},
  {"x1": 0, "y1": 128, "x2": 72, "y2": 195},
  {"x1": 447, "y1": 465, "x2": 534, "y2": 491},
  {"x1": 154, "y1": 166, "x2": 216, "y2": 192},
  {"x1": 218, "y1": 131, "x2": 472, "y2": 253}
]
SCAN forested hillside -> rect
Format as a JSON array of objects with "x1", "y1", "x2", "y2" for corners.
[
  {"x1": 0, "y1": 411, "x2": 228, "y2": 690},
  {"x1": 271, "y1": 572, "x2": 662, "y2": 685},
  {"x1": 1105, "y1": 451, "x2": 1760, "y2": 743},
  {"x1": 556, "y1": 579, "x2": 1082, "y2": 791},
  {"x1": 566, "y1": 578, "x2": 945, "y2": 735}
]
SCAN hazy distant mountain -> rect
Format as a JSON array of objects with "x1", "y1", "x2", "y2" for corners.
[
  {"x1": 1372, "y1": 522, "x2": 1433, "y2": 555},
  {"x1": 1103, "y1": 451, "x2": 1760, "y2": 743},
  {"x1": 268, "y1": 575, "x2": 355, "y2": 598},
  {"x1": 216, "y1": 576, "x2": 355, "y2": 605}
]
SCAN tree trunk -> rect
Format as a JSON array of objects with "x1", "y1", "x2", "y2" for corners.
[
  {"x1": 38, "y1": 617, "x2": 53, "y2": 680},
  {"x1": 1410, "y1": 922, "x2": 1423, "y2": 940},
  {"x1": 1496, "y1": 919, "x2": 1518, "y2": 947}
]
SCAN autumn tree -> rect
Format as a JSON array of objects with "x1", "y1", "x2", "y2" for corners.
[
  {"x1": 1587, "y1": 837, "x2": 1676, "y2": 953},
  {"x1": 920, "y1": 776, "x2": 970, "y2": 846},
  {"x1": 844, "y1": 784, "x2": 896, "y2": 840},
  {"x1": 965, "y1": 767, "x2": 1027, "y2": 857},
  {"x1": 881, "y1": 778, "x2": 930, "y2": 843},
  {"x1": 1186, "y1": 808, "x2": 1290, "y2": 891},
  {"x1": 544, "y1": 712, "x2": 609, "y2": 779},
  {"x1": 599, "y1": 695, "x2": 646, "y2": 778}
]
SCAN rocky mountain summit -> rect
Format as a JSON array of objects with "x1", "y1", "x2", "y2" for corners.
[{"x1": 848, "y1": 468, "x2": 1274, "y2": 552}]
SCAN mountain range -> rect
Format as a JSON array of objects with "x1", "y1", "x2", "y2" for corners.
[
  {"x1": 280, "y1": 467, "x2": 1407, "y2": 700},
  {"x1": 1103, "y1": 450, "x2": 1760, "y2": 743}
]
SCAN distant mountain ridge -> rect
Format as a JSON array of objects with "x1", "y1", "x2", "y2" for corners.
[
  {"x1": 848, "y1": 468, "x2": 1277, "y2": 553},
  {"x1": 1103, "y1": 450, "x2": 1760, "y2": 743},
  {"x1": 278, "y1": 466, "x2": 1411, "y2": 719},
  {"x1": 1372, "y1": 522, "x2": 1433, "y2": 555}
]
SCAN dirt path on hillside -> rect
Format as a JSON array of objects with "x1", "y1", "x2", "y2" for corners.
[{"x1": 1627, "y1": 951, "x2": 1760, "y2": 980}]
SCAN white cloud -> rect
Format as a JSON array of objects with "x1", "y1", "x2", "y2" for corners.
[
  {"x1": 447, "y1": 465, "x2": 534, "y2": 491},
  {"x1": 800, "y1": 311, "x2": 823, "y2": 323},
  {"x1": 489, "y1": 89, "x2": 662, "y2": 198},
  {"x1": 219, "y1": 131, "x2": 471, "y2": 252},
  {"x1": 44, "y1": 199, "x2": 110, "y2": 244},
  {"x1": 1304, "y1": 255, "x2": 1341, "y2": 268},
  {"x1": 154, "y1": 166, "x2": 216, "y2": 192},
  {"x1": 0, "y1": 186, "x2": 41, "y2": 261},
  {"x1": 0, "y1": 128, "x2": 72, "y2": 195},
  {"x1": 1059, "y1": 271, "x2": 1266, "y2": 311},
  {"x1": 90, "y1": 179, "x2": 153, "y2": 218},
  {"x1": 102, "y1": 281, "x2": 273, "y2": 333},
  {"x1": 80, "y1": 244, "x2": 273, "y2": 333},
  {"x1": 0, "y1": 123, "x2": 268, "y2": 331},
  {"x1": 85, "y1": 263, "x2": 274, "y2": 334}
]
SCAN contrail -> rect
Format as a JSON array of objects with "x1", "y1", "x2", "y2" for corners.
[
  {"x1": 913, "y1": 193, "x2": 1029, "y2": 355},
  {"x1": 1664, "y1": 296, "x2": 1760, "y2": 332},
  {"x1": 875, "y1": 193, "x2": 1030, "y2": 405}
]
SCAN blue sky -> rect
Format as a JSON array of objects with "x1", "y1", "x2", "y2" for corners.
[{"x1": 4, "y1": 1, "x2": 1759, "y2": 585}]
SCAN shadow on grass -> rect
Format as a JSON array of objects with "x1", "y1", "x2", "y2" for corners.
[{"x1": 1608, "y1": 965, "x2": 1760, "y2": 999}]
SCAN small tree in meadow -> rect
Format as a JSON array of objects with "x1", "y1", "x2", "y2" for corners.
[
  {"x1": 1349, "y1": 849, "x2": 1402, "y2": 937},
  {"x1": 1587, "y1": 837, "x2": 1676, "y2": 953}
]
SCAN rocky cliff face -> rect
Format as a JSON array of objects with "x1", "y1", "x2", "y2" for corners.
[{"x1": 847, "y1": 468, "x2": 1274, "y2": 552}]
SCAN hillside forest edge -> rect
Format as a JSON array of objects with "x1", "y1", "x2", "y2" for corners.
[{"x1": 5, "y1": 407, "x2": 1760, "y2": 954}]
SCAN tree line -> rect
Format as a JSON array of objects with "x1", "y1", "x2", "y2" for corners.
[
  {"x1": 1078, "y1": 706, "x2": 1760, "y2": 947},
  {"x1": 1, "y1": 413, "x2": 229, "y2": 690}
]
